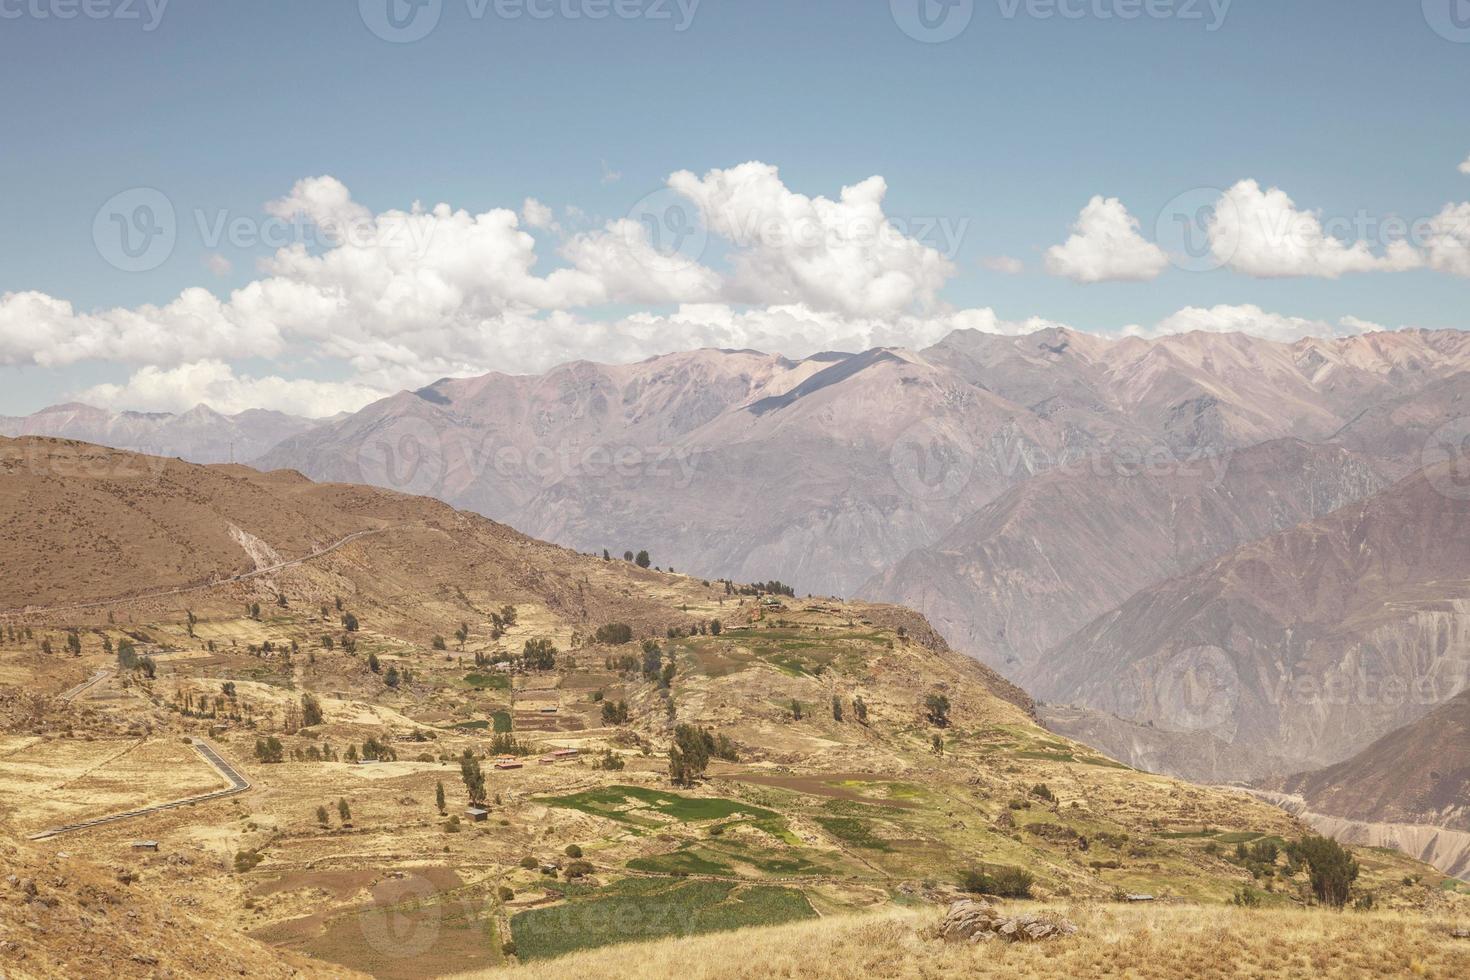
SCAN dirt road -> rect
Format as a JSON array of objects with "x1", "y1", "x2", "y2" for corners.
[{"x1": 27, "y1": 737, "x2": 251, "y2": 841}]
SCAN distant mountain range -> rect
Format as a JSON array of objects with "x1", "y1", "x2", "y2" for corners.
[{"x1": 0, "y1": 401, "x2": 326, "y2": 463}]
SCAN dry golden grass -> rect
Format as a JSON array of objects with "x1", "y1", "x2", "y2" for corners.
[{"x1": 460, "y1": 903, "x2": 1470, "y2": 980}]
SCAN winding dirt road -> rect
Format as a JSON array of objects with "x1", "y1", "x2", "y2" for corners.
[
  {"x1": 2, "y1": 525, "x2": 401, "y2": 618},
  {"x1": 27, "y1": 737, "x2": 251, "y2": 841}
]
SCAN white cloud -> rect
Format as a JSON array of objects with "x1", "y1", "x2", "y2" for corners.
[
  {"x1": 599, "y1": 160, "x2": 622, "y2": 185},
  {"x1": 1460, "y1": 155, "x2": 1470, "y2": 176},
  {"x1": 1044, "y1": 196, "x2": 1168, "y2": 283},
  {"x1": 521, "y1": 197, "x2": 557, "y2": 231},
  {"x1": 1209, "y1": 179, "x2": 1422, "y2": 278},
  {"x1": 561, "y1": 219, "x2": 723, "y2": 304},
  {"x1": 204, "y1": 253, "x2": 233, "y2": 277},
  {"x1": 668, "y1": 162, "x2": 955, "y2": 317},
  {"x1": 1127, "y1": 303, "x2": 1369, "y2": 343},
  {"x1": 76, "y1": 360, "x2": 386, "y2": 417},
  {"x1": 1423, "y1": 201, "x2": 1470, "y2": 277},
  {"x1": 980, "y1": 255, "x2": 1024, "y2": 275}
]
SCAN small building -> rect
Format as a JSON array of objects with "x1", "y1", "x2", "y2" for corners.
[
  {"x1": 494, "y1": 756, "x2": 523, "y2": 770},
  {"x1": 537, "y1": 706, "x2": 559, "y2": 714},
  {"x1": 465, "y1": 807, "x2": 489, "y2": 822},
  {"x1": 355, "y1": 758, "x2": 380, "y2": 766},
  {"x1": 131, "y1": 841, "x2": 159, "y2": 852},
  {"x1": 551, "y1": 748, "x2": 578, "y2": 759},
  {"x1": 1124, "y1": 894, "x2": 1155, "y2": 903},
  {"x1": 537, "y1": 754, "x2": 557, "y2": 765}
]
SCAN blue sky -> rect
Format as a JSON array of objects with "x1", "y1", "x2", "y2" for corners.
[{"x1": 2, "y1": 0, "x2": 1469, "y2": 415}]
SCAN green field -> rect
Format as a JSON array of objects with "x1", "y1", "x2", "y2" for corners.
[
  {"x1": 537, "y1": 786, "x2": 783, "y2": 829},
  {"x1": 509, "y1": 879, "x2": 816, "y2": 960},
  {"x1": 463, "y1": 672, "x2": 510, "y2": 690}
]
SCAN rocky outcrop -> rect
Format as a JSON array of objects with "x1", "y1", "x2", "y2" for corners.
[{"x1": 936, "y1": 899, "x2": 1077, "y2": 943}]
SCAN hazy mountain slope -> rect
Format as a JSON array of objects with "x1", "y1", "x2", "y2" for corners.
[
  {"x1": 0, "y1": 402, "x2": 323, "y2": 463},
  {"x1": 249, "y1": 327, "x2": 1470, "y2": 602},
  {"x1": 1032, "y1": 464, "x2": 1470, "y2": 780},
  {"x1": 1279, "y1": 688, "x2": 1470, "y2": 831},
  {"x1": 860, "y1": 439, "x2": 1387, "y2": 671}
]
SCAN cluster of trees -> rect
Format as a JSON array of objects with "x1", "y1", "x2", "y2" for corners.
[
  {"x1": 5, "y1": 626, "x2": 35, "y2": 643},
  {"x1": 600, "y1": 699, "x2": 630, "y2": 725},
  {"x1": 923, "y1": 692, "x2": 951, "y2": 727},
  {"x1": 667, "y1": 724, "x2": 737, "y2": 787},
  {"x1": 254, "y1": 736, "x2": 285, "y2": 763},
  {"x1": 594, "y1": 623, "x2": 634, "y2": 645},
  {"x1": 958, "y1": 864, "x2": 1034, "y2": 899},
  {"x1": 828, "y1": 694, "x2": 869, "y2": 724},
  {"x1": 520, "y1": 638, "x2": 557, "y2": 670}
]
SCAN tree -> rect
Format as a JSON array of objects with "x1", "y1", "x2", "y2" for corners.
[
  {"x1": 853, "y1": 694, "x2": 868, "y2": 724},
  {"x1": 456, "y1": 622, "x2": 469, "y2": 648},
  {"x1": 276, "y1": 593, "x2": 288, "y2": 608},
  {"x1": 384, "y1": 665, "x2": 401, "y2": 688},
  {"x1": 432, "y1": 635, "x2": 447, "y2": 651},
  {"x1": 116, "y1": 638, "x2": 138, "y2": 669},
  {"x1": 65, "y1": 630, "x2": 82, "y2": 656},
  {"x1": 930, "y1": 733, "x2": 944, "y2": 755},
  {"x1": 1295, "y1": 835, "x2": 1359, "y2": 909},
  {"x1": 342, "y1": 612, "x2": 359, "y2": 632},
  {"x1": 301, "y1": 693, "x2": 324, "y2": 727},
  {"x1": 499, "y1": 605, "x2": 517, "y2": 627},
  {"x1": 923, "y1": 692, "x2": 951, "y2": 727},
  {"x1": 635, "y1": 550, "x2": 651, "y2": 569},
  {"x1": 254, "y1": 737, "x2": 284, "y2": 763},
  {"x1": 623, "y1": 551, "x2": 634, "y2": 562},
  {"x1": 461, "y1": 753, "x2": 487, "y2": 806},
  {"x1": 316, "y1": 805, "x2": 329, "y2": 827},
  {"x1": 40, "y1": 638, "x2": 53, "y2": 655},
  {"x1": 601, "y1": 699, "x2": 630, "y2": 725},
  {"x1": 338, "y1": 798, "x2": 352, "y2": 825},
  {"x1": 222, "y1": 681, "x2": 236, "y2": 698},
  {"x1": 790, "y1": 699, "x2": 803, "y2": 721},
  {"x1": 602, "y1": 549, "x2": 610, "y2": 561},
  {"x1": 367, "y1": 652, "x2": 381, "y2": 673},
  {"x1": 709, "y1": 619, "x2": 721, "y2": 636},
  {"x1": 436, "y1": 781, "x2": 447, "y2": 814},
  {"x1": 321, "y1": 634, "x2": 335, "y2": 650},
  {"x1": 668, "y1": 723, "x2": 714, "y2": 787},
  {"x1": 831, "y1": 695, "x2": 843, "y2": 722}
]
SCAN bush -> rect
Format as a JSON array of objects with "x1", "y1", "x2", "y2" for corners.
[
  {"x1": 564, "y1": 844, "x2": 583, "y2": 858},
  {"x1": 564, "y1": 860, "x2": 594, "y2": 879},
  {"x1": 1231, "y1": 885, "x2": 1264, "y2": 907},
  {"x1": 233, "y1": 850, "x2": 264, "y2": 873},
  {"x1": 519, "y1": 855, "x2": 539, "y2": 870},
  {"x1": 445, "y1": 815, "x2": 461, "y2": 833},
  {"x1": 497, "y1": 885, "x2": 515, "y2": 902},
  {"x1": 958, "y1": 864, "x2": 1034, "y2": 898},
  {"x1": 594, "y1": 623, "x2": 634, "y2": 645},
  {"x1": 1031, "y1": 783, "x2": 1055, "y2": 803}
]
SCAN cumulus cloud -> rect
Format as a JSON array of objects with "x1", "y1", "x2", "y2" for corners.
[
  {"x1": 669, "y1": 162, "x2": 955, "y2": 316},
  {"x1": 204, "y1": 253, "x2": 233, "y2": 277},
  {"x1": 1422, "y1": 201, "x2": 1470, "y2": 277},
  {"x1": 1209, "y1": 179, "x2": 1422, "y2": 278},
  {"x1": 521, "y1": 197, "x2": 557, "y2": 231},
  {"x1": 1460, "y1": 155, "x2": 1470, "y2": 176},
  {"x1": 76, "y1": 360, "x2": 386, "y2": 418},
  {"x1": 1044, "y1": 196, "x2": 1168, "y2": 283},
  {"x1": 980, "y1": 255, "x2": 1025, "y2": 275},
  {"x1": 1126, "y1": 303, "x2": 1370, "y2": 343}
]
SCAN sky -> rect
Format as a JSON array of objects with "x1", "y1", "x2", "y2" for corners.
[{"x1": 1, "y1": 0, "x2": 1469, "y2": 417}]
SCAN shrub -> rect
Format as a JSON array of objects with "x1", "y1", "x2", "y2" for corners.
[
  {"x1": 497, "y1": 886, "x2": 515, "y2": 902},
  {"x1": 519, "y1": 855, "x2": 539, "y2": 869},
  {"x1": 445, "y1": 815, "x2": 461, "y2": 833},
  {"x1": 564, "y1": 860, "x2": 594, "y2": 878},
  {"x1": 594, "y1": 623, "x2": 634, "y2": 645},
  {"x1": 1231, "y1": 885, "x2": 1264, "y2": 907},
  {"x1": 233, "y1": 850, "x2": 263, "y2": 873},
  {"x1": 958, "y1": 864, "x2": 1033, "y2": 898},
  {"x1": 564, "y1": 844, "x2": 583, "y2": 858},
  {"x1": 1031, "y1": 783, "x2": 1055, "y2": 803}
]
